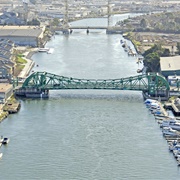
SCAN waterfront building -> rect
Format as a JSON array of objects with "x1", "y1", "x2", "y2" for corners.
[
  {"x1": 160, "y1": 56, "x2": 180, "y2": 78},
  {"x1": 0, "y1": 26, "x2": 46, "y2": 47},
  {"x1": 0, "y1": 60, "x2": 14, "y2": 82},
  {"x1": 0, "y1": 83, "x2": 13, "y2": 103},
  {"x1": 0, "y1": 39, "x2": 15, "y2": 82}
]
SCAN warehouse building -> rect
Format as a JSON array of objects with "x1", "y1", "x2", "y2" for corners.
[
  {"x1": 160, "y1": 56, "x2": 180, "y2": 78},
  {"x1": 0, "y1": 83, "x2": 13, "y2": 103},
  {"x1": 0, "y1": 26, "x2": 45, "y2": 47}
]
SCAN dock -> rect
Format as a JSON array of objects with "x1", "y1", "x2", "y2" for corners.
[
  {"x1": 3, "y1": 98, "x2": 21, "y2": 114},
  {"x1": 145, "y1": 99, "x2": 180, "y2": 166}
]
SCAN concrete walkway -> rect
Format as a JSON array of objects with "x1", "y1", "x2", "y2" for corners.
[{"x1": 17, "y1": 51, "x2": 36, "y2": 79}]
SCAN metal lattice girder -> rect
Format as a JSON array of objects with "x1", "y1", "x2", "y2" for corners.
[{"x1": 22, "y1": 72, "x2": 170, "y2": 92}]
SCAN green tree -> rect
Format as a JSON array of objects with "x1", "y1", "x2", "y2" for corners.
[
  {"x1": 144, "y1": 52, "x2": 160, "y2": 72},
  {"x1": 140, "y1": 18, "x2": 147, "y2": 28},
  {"x1": 143, "y1": 44, "x2": 167, "y2": 72},
  {"x1": 27, "y1": 19, "x2": 40, "y2": 26},
  {"x1": 51, "y1": 18, "x2": 60, "y2": 26},
  {"x1": 162, "y1": 48, "x2": 170, "y2": 57},
  {"x1": 143, "y1": 44, "x2": 162, "y2": 57}
]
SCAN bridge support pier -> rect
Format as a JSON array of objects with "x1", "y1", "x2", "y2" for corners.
[
  {"x1": 62, "y1": 29, "x2": 69, "y2": 34},
  {"x1": 142, "y1": 90, "x2": 169, "y2": 101},
  {"x1": 15, "y1": 88, "x2": 49, "y2": 98}
]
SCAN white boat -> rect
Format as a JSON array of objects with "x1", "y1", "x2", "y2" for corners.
[
  {"x1": 38, "y1": 48, "x2": 50, "y2": 52},
  {"x1": 177, "y1": 159, "x2": 180, "y2": 166},
  {"x1": 47, "y1": 48, "x2": 54, "y2": 54},
  {"x1": 2, "y1": 137, "x2": 10, "y2": 144},
  {"x1": 145, "y1": 100, "x2": 160, "y2": 110},
  {"x1": 152, "y1": 109, "x2": 163, "y2": 115},
  {"x1": 169, "y1": 143, "x2": 180, "y2": 151},
  {"x1": 0, "y1": 153, "x2": 3, "y2": 159},
  {"x1": 150, "y1": 102, "x2": 160, "y2": 108},
  {"x1": 168, "y1": 139, "x2": 180, "y2": 146},
  {"x1": 144, "y1": 99, "x2": 157, "y2": 104},
  {"x1": 160, "y1": 120, "x2": 180, "y2": 131},
  {"x1": 173, "y1": 149, "x2": 180, "y2": 158},
  {"x1": 162, "y1": 127, "x2": 180, "y2": 136},
  {"x1": 0, "y1": 137, "x2": 10, "y2": 144}
]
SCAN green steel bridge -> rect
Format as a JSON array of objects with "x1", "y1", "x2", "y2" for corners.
[{"x1": 15, "y1": 71, "x2": 170, "y2": 98}]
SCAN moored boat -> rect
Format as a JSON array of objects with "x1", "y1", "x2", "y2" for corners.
[
  {"x1": 0, "y1": 152, "x2": 3, "y2": 159},
  {"x1": 169, "y1": 141, "x2": 176, "y2": 151},
  {"x1": 2, "y1": 137, "x2": 10, "y2": 144},
  {"x1": 0, "y1": 136, "x2": 10, "y2": 145},
  {"x1": 38, "y1": 48, "x2": 50, "y2": 52},
  {"x1": 162, "y1": 127, "x2": 180, "y2": 137},
  {"x1": 160, "y1": 120, "x2": 180, "y2": 131}
]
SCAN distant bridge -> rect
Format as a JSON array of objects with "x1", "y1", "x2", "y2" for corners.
[
  {"x1": 53, "y1": 26, "x2": 124, "y2": 34},
  {"x1": 69, "y1": 26, "x2": 107, "y2": 29},
  {"x1": 15, "y1": 72, "x2": 170, "y2": 98}
]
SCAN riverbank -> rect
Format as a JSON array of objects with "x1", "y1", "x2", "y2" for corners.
[
  {"x1": 0, "y1": 96, "x2": 20, "y2": 123},
  {"x1": 14, "y1": 47, "x2": 38, "y2": 79},
  {"x1": 0, "y1": 48, "x2": 38, "y2": 122}
]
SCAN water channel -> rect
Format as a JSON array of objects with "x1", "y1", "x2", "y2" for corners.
[{"x1": 0, "y1": 14, "x2": 180, "y2": 180}]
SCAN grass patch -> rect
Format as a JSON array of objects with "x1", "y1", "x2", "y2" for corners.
[
  {"x1": 16, "y1": 54, "x2": 27, "y2": 64},
  {"x1": 0, "y1": 111, "x2": 8, "y2": 122}
]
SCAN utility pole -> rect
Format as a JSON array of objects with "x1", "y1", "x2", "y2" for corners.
[
  {"x1": 62, "y1": 0, "x2": 69, "y2": 34},
  {"x1": 23, "y1": 0, "x2": 28, "y2": 25},
  {"x1": 106, "y1": 0, "x2": 112, "y2": 34},
  {"x1": 107, "y1": 0, "x2": 111, "y2": 28}
]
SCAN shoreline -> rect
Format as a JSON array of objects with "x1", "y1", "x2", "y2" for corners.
[
  {"x1": 0, "y1": 48, "x2": 38, "y2": 122},
  {"x1": 17, "y1": 49, "x2": 38, "y2": 79}
]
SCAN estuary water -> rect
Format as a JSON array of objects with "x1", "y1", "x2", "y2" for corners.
[{"x1": 0, "y1": 14, "x2": 180, "y2": 180}]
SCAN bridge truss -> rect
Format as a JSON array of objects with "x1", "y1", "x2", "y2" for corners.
[{"x1": 20, "y1": 72, "x2": 169, "y2": 96}]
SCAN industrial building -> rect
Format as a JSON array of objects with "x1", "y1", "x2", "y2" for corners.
[
  {"x1": 0, "y1": 83, "x2": 13, "y2": 103},
  {"x1": 160, "y1": 56, "x2": 180, "y2": 78},
  {"x1": 0, "y1": 26, "x2": 46, "y2": 47}
]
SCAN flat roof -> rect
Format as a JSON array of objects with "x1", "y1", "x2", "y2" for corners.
[
  {"x1": 0, "y1": 83, "x2": 13, "y2": 93},
  {"x1": 160, "y1": 56, "x2": 180, "y2": 71},
  {"x1": 0, "y1": 26, "x2": 44, "y2": 37}
]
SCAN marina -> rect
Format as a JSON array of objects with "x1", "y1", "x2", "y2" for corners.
[
  {"x1": 144, "y1": 99, "x2": 180, "y2": 166},
  {"x1": 120, "y1": 39, "x2": 137, "y2": 56}
]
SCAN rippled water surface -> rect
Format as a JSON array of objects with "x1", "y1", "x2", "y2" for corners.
[{"x1": 0, "y1": 14, "x2": 180, "y2": 180}]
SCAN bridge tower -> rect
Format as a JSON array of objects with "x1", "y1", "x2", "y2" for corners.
[
  {"x1": 22, "y1": 0, "x2": 29, "y2": 25},
  {"x1": 106, "y1": 0, "x2": 113, "y2": 34},
  {"x1": 62, "y1": 0, "x2": 69, "y2": 34},
  {"x1": 107, "y1": 0, "x2": 111, "y2": 27}
]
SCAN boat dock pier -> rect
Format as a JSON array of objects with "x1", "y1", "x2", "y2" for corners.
[
  {"x1": 121, "y1": 40, "x2": 137, "y2": 56},
  {"x1": 3, "y1": 98, "x2": 21, "y2": 114},
  {"x1": 164, "y1": 100, "x2": 180, "y2": 116},
  {"x1": 145, "y1": 99, "x2": 180, "y2": 166}
]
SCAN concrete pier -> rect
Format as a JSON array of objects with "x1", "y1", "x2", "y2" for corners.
[{"x1": 15, "y1": 88, "x2": 49, "y2": 98}]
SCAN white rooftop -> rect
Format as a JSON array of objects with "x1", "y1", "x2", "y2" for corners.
[{"x1": 160, "y1": 56, "x2": 180, "y2": 71}]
